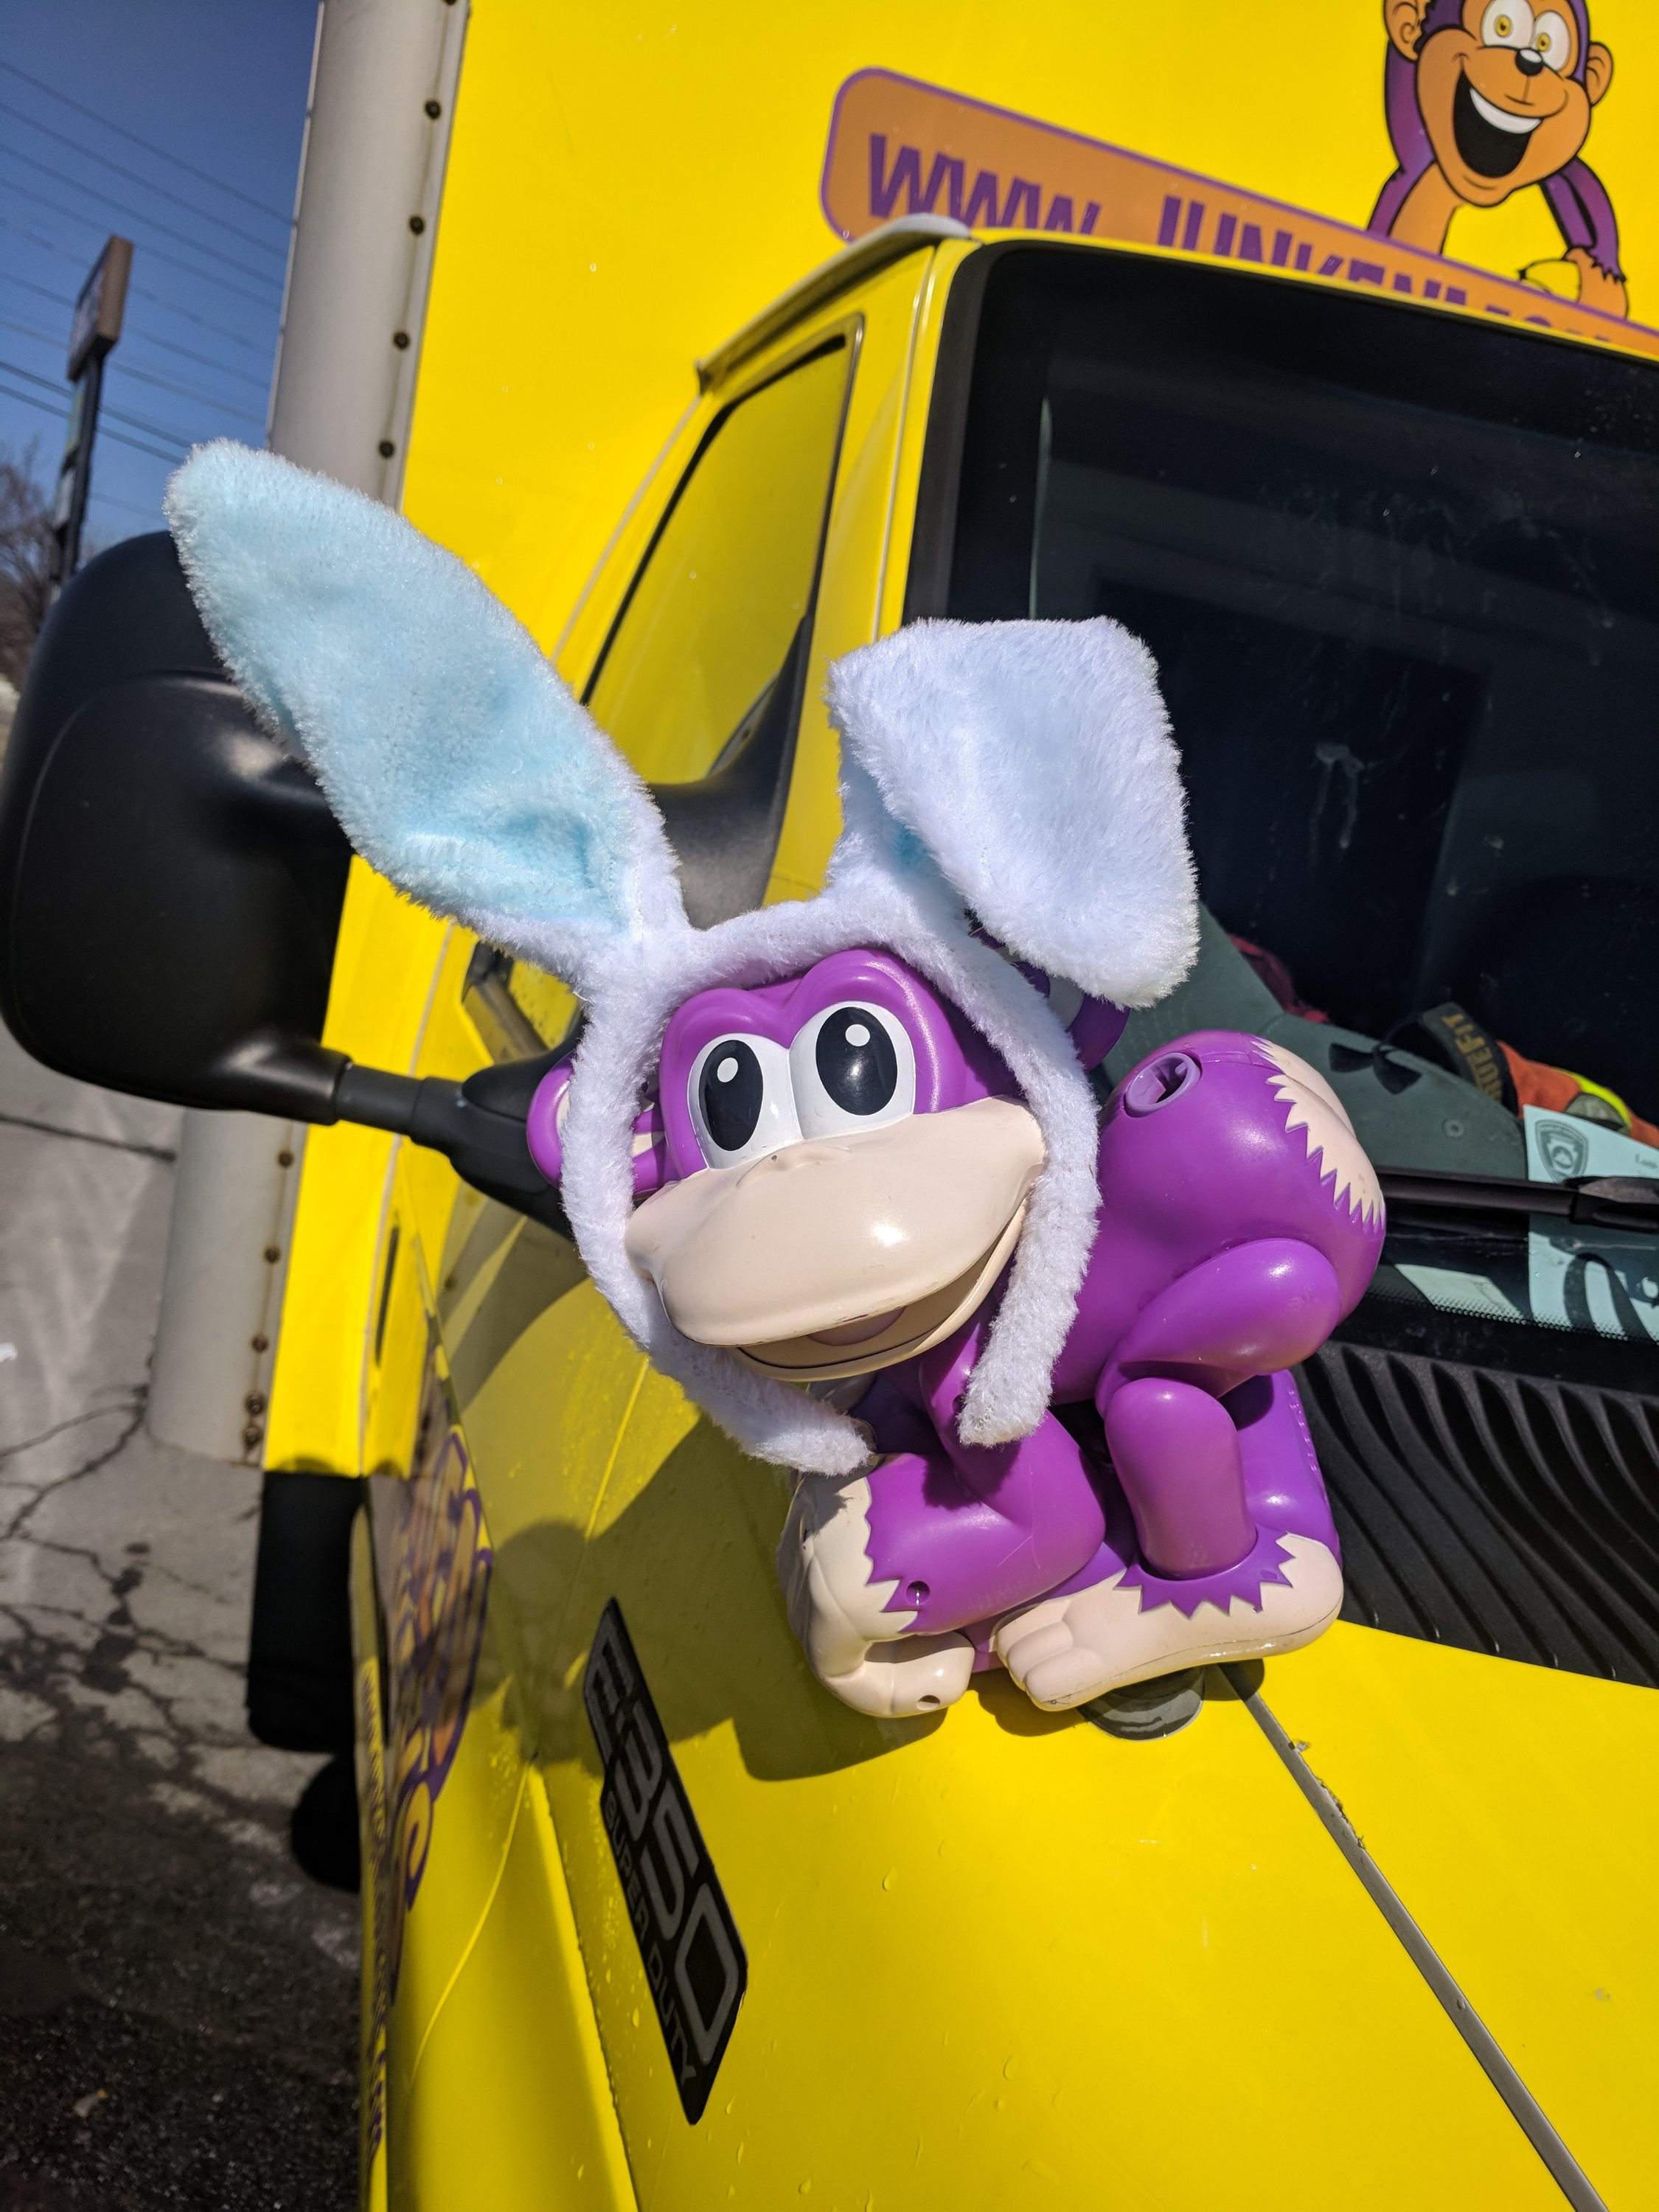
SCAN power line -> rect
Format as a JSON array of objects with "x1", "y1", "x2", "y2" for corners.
[
  {"x1": 2, "y1": 195, "x2": 280, "y2": 315},
  {"x1": 0, "y1": 237, "x2": 274, "y2": 361},
  {"x1": 0, "y1": 352, "x2": 188, "y2": 456},
  {"x1": 0, "y1": 211, "x2": 99, "y2": 267},
  {"x1": 40, "y1": 218, "x2": 278, "y2": 319},
  {"x1": 0, "y1": 316, "x2": 261, "y2": 425},
  {"x1": 0, "y1": 269, "x2": 77, "y2": 313},
  {"x1": 103, "y1": 405, "x2": 189, "y2": 453},
  {"x1": 0, "y1": 142, "x2": 285, "y2": 284},
  {"x1": 123, "y1": 329, "x2": 269, "y2": 394},
  {"x1": 0, "y1": 352, "x2": 77, "y2": 396},
  {"x1": 2, "y1": 288, "x2": 270, "y2": 422},
  {"x1": 0, "y1": 99, "x2": 290, "y2": 261},
  {"x1": 88, "y1": 489, "x2": 167, "y2": 522},
  {"x1": 0, "y1": 209, "x2": 99, "y2": 264},
  {"x1": 0, "y1": 310, "x2": 70, "y2": 352},
  {"x1": 97, "y1": 425, "x2": 184, "y2": 467},
  {"x1": 128, "y1": 284, "x2": 271, "y2": 359},
  {"x1": 108, "y1": 358, "x2": 263, "y2": 427},
  {"x1": 0, "y1": 376, "x2": 177, "y2": 466},
  {"x1": 0, "y1": 60, "x2": 293, "y2": 226},
  {"x1": 0, "y1": 161, "x2": 285, "y2": 296},
  {"x1": 0, "y1": 378, "x2": 62, "y2": 423},
  {"x1": 87, "y1": 310, "x2": 269, "y2": 390},
  {"x1": 124, "y1": 241, "x2": 278, "y2": 316}
]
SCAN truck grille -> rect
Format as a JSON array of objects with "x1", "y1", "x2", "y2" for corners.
[{"x1": 1301, "y1": 1340, "x2": 1659, "y2": 1687}]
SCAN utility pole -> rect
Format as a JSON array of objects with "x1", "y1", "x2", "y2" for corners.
[
  {"x1": 147, "y1": 0, "x2": 467, "y2": 1465},
  {"x1": 46, "y1": 236, "x2": 133, "y2": 607}
]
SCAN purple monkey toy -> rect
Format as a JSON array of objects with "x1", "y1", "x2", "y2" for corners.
[
  {"x1": 533, "y1": 966, "x2": 1380, "y2": 1716},
  {"x1": 166, "y1": 442, "x2": 1383, "y2": 1725}
]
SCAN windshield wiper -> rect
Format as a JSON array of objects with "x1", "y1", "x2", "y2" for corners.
[{"x1": 1379, "y1": 1168, "x2": 1659, "y2": 1235}]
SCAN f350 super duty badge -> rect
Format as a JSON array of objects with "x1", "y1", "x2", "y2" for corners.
[{"x1": 585, "y1": 1600, "x2": 747, "y2": 2121}]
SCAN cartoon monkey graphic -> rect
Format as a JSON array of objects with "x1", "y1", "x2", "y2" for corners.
[{"x1": 1369, "y1": 0, "x2": 1626, "y2": 317}]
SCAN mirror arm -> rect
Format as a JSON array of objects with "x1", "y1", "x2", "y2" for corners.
[
  {"x1": 331, "y1": 1049, "x2": 571, "y2": 1236},
  {"x1": 204, "y1": 1038, "x2": 572, "y2": 1235}
]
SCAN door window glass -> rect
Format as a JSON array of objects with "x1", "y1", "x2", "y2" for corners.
[{"x1": 585, "y1": 342, "x2": 850, "y2": 785}]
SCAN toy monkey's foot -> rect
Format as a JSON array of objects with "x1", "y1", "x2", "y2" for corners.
[
  {"x1": 813, "y1": 1632, "x2": 977, "y2": 1718},
  {"x1": 992, "y1": 1532, "x2": 1343, "y2": 1713},
  {"x1": 778, "y1": 1471, "x2": 974, "y2": 1718}
]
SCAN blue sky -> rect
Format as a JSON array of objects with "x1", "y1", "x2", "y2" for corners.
[{"x1": 0, "y1": 0, "x2": 318, "y2": 545}]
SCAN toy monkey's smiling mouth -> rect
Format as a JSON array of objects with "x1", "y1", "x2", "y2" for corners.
[
  {"x1": 623, "y1": 1096, "x2": 1045, "y2": 1378},
  {"x1": 740, "y1": 1211, "x2": 1031, "y2": 1380},
  {"x1": 810, "y1": 1307, "x2": 905, "y2": 1346},
  {"x1": 1453, "y1": 73, "x2": 1545, "y2": 177}
]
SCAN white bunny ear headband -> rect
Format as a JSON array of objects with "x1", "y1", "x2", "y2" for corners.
[{"x1": 166, "y1": 442, "x2": 1198, "y2": 1477}]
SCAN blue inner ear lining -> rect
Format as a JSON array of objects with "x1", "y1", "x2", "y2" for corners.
[
  {"x1": 167, "y1": 441, "x2": 659, "y2": 947},
  {"x1": 890, "y1": 822, "x2": 928, "y2": 871}
]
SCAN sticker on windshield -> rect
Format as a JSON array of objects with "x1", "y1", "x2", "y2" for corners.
[
  {"x1": 585, "y1": 1600, "x2": 747, "y2": 2121},
  {"x1": 1526, "y1": 1107, "x2": 1659, "y2": 1343}
]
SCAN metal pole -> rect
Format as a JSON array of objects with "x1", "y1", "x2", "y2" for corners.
[
  {"x1": 46, "y1": 234, "x2": 131, "y2": 607},
  {"x1": 65, "y1": 352, "x2": 101, "y2": 579},
  {"x1": 46, "y1": 353, "x2": 100, "y2": 602},
  {"x1": 148, "y1": 0, "x2": 467, "y2": 1464}
]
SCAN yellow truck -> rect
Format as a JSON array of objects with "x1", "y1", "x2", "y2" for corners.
[{"x1": 3, "y1": 5, "x2": 1658, "y2": 2205}]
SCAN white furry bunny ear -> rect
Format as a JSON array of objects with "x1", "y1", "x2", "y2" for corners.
[
  {"x1": 164, "y1": 441, "x2": 686, "y2": 996},
  {"x1": 826, "y1": 617, "x2": 1197, "y2": 1006}
]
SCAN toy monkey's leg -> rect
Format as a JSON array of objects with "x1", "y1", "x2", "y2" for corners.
[
  {"x1": 776, "y1": 1465, "x2": 983, "y2": 1719},
  {"x1": 1103, "y1": 1379, "x2": 1255, "y2": 1575},
  {"x1": 776, "y1": 1408, "x2": 1107, "y2": 1720},
  {"x1": 994, "y1": 1242, "x2": 1347, "y2": 1710},
  {"x1": 1100, "y1": 1363, "x2": 1341, "y2": 1577}
]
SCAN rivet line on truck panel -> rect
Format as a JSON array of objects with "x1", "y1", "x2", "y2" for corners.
[{"x1": 1225, "y1": 1664, "x2": 1608, "y2": 2212}]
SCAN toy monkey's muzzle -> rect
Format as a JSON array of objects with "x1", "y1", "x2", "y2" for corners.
[{"x1": 624, "y1": 1096, "x2": 1045, "y2": 1380}]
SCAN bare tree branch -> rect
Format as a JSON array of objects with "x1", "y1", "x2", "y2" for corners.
[{"x1": 0, "y1": 441, "x2": 57, "y2": 691}]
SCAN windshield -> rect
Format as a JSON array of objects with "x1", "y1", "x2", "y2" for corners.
[{"x1": 932, "y1": 246, "x2": 1659, "y2": 1360}]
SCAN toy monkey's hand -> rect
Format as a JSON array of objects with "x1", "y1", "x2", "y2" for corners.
[{"x1": 777, "y1": 1470, "x2": 974, "y2": 1719}]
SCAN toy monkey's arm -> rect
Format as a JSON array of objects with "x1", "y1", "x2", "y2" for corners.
[
  {"x1": 774, "y1": 1326, "x2": 1109, "y2": 1722},
  {"x1": 852, "y1": 1426, "x2": 1108, "y2": 1641},
  {"x1": 846, "y1": 1324, "x2": 1108, "y2": 1638}
]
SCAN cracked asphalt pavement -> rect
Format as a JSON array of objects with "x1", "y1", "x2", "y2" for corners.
[{"x1": 0, "y1": 1026, "x2": 358, "y2": 2210}]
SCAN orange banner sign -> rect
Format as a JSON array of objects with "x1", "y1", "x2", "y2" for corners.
[{"x1": 820, "y1": 69, "x2": 1659, "y2": 364}]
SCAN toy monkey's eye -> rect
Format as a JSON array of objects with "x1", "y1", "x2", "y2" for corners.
[
  {"x1": 1481, "y1": 1, "x2": 1533, "y2": 48},
  {"x1": 702, "y1": 1041, "x2": 762, "y2": 1150},
  {"x1": 817, "y1": 1006, "x2": 897, "y2": 1114},
  {"x1": 790, "y1": 1004, "x2": 917, "y2": 1140},
  {"x1": 1532, "y1": 10, "x2": 1569, "y2": 65},
  {"x1": 689, "y1": 1034, "x2": 801, "y2": 1167}
]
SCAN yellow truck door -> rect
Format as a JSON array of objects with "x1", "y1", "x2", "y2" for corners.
[
  {"x1": 340, "y1": 222, "x2": 1652, "y2": 2208},
  {"x1": 243, "y1": 12, "x2": 1659, "y2": 2207}
]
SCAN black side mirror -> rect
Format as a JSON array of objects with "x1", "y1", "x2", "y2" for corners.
[
  {"x1": 0, "y1": 532, "x2": 354, "y2": 1116},
  {"x1": 0, "y1": 532, "x2": 568, "y2": 1231}
]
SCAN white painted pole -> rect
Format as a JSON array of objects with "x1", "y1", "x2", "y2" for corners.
[
  {"x1": 146, "y1": 1112, "x2": 302, "y2": 1460},
  {"x1": 148, "y1": 0, "x2": 465, "y2": 1462}
]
